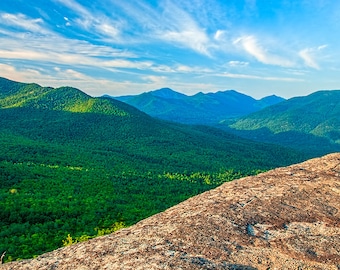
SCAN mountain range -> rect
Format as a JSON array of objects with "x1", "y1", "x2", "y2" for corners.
[
  {"x1": 0, "y1": 77, "x2": 304, "y2": 262},
  {"x1": 112, "y1": 87, "x2": 340, "y2": 157},
  {"x1": 110, "y1": 88, "x2": 285, "y2": 125}
]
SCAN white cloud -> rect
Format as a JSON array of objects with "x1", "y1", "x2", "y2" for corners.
[
  {"x1": 150, "y1": 65, "x2": 175, "y2": 73},
  {"x1": 176, "y1": 65, "x2": 194, "y2": 72},
  {"x1": 103, "y1": 59, "x2": 153, "y2": 69},
  {"x1": 284, "y1": 69, "x2": 309, "y2": 76},
  {"x1": 53, "y1": 0, "x2": 120, "y2": 40},
  {"x1": 113, "y1": 1, "x2": 212, "y2": 55},
  {"x1": 63, "y1": 17, "x2": 71, "y2": 26},
  {"x1": 0, "y1": 23, "x2": 138, "y2": 70},
  {"x1": 234, "y1": 35, "x2": 294, "y2": 67},
  {"x1": 299, "y1": 45, "x2": 327, "y2": 69},
  {"x1": 175, "y1": 65, "x2": 212, "y2": 73},
  {"x1": 318, "y1": 44, "x2": 328, "y2": 50},
  {"x1": 156, "y1": 1, "x2": 211, "y2": 56},
  {"x1": 220, "y1": 72, "x2": 304, "y2": 82},
  {"x1": 228, "y1": 61, "x2": 249, "y2": 67},
  {"x1": 299, "y1": 49, "x2": 319, "y2": 69},
  {"x1": 0, "y1": 13, "x2": 45, "y2": 33},
  {"x1": 0, "y1": 63, "x2": 42, "y2": 82},
  {"x1": 161, "y1": 29, "x2": 210, "y2": 55},
  {"x1": 0, "y1": 46, "x2": 155, "y2": 71},
  {"x1": 0, "y1": 49, "x2": 48, "y2": 61},
  {"x1": 142, "y1": 75, "x2": 168, "y2": 84},
  {"x1": 214, "y1": 30, "x2": 229, "y2": 41}
]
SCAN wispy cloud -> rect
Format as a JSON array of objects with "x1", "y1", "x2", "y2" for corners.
[
  {"x1": 53, "y1": 0, "x2": 121, "y2": 40},
  {"x1": 0, "y1": 46, "x2": 137, "y2": 69},
  {"x1": 228, "y1": 61, "x2": 249, "y2": 67},
  {"x1": 175, "y1": 65, "x2": 212, "y2": 73},
  {"x1": 107, "y1": 1, "x2": 213, "y2": 55},
  {"x1": 142, "y1": 75, "x2": 168, "y2": 84},
  {"x1": 0, "y1": 13, "x2": 45, "y2": 33},
  {"x1": 220, "y1": 72, "x2": 304, "y2": 82},
  {"x1": 234, "y1": 35, "x2": 294, "y2": 67},
  {"x1": 160, "y1": 28, "x2": 210, "y2": 56},
  {"x1": 299, "y1": 45, "x2": 327, "y2": 69},
  {"x1": 214, "y1": 30, "x2": 228, "y2": 41},
  {"x1": 157, "y1": 1, "x2": 211, "y2": 55},
  {"x1": 0, "y1": 63, "x2": 43, "y2": 82},
  {"x1": 0, "y1": 14, "x2": 139, "y2": 71}
]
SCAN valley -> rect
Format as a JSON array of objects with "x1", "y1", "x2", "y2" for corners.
[
  {"x1": 0, "y1": 77, "x2": 305, "y2": 262},
  {"x1": 1, "y1": 77, "x2": 339, "y2": 264}
]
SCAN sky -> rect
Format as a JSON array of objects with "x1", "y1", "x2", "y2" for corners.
[{"x1": 1, "y1": 0, "x2": 340, "y2": 99}]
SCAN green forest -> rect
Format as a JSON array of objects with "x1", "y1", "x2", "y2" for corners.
[{"x1": 0, "y1": 77, "x2": 307, "y2": 262}]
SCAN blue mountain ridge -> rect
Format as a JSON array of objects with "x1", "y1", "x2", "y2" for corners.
[{"x1": 108, "y1": 88, "x2": 285, "y2": 125}]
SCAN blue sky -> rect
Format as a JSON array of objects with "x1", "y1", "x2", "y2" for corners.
[{"x1": 1, "y1": 0, "x2": 340, "y2": 98}]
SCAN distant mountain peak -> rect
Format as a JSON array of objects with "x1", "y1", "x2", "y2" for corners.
[
  {"x1": 150, "y1": 88, "x2": 187, "y2": 99},
  {"x1": 257, "y1": 95, "x2": 285, "y2": 107},
  {"x1": 218, "y1": 89, "x2": 245, "y2": 95}
]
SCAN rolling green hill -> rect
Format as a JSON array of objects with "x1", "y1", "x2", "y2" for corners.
[
  {"x1": 227, "y1": 90, "x2": 340, "y2": 156},
  {"x1": 0, "y1": 77, "x2": 305, "y2": 262},
  {"x1": 0, "y1": 77, "x2": 134, "y2": 116}
]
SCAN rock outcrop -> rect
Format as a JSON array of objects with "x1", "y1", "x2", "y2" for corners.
[{"x1": 2, "y1": 153, "x2": 340, "y2": 270}]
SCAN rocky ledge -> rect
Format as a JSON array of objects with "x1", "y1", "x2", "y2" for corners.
[{"x1": 2, "y1": 153, "x2": 340, "y2": 270}]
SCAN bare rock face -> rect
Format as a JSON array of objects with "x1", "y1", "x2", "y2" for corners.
[{"x1": 2, "y1": 153, "x2": 340, "y2": 270}]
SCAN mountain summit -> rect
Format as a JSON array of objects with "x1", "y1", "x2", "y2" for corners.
[
  {"x1": 150, "y1": 88, "x2": 188, "y2": 99},
  {"x1": 3, "y1": 153, "x2": 340, "y2": 269}
]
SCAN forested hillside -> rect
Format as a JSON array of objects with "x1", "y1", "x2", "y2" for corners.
[
  {"x1": 0, "y1": 77, "x2": 305, "y2": 262},
  {"x1": 226, "y1": 90, "x2": 340, "y2": 156}
]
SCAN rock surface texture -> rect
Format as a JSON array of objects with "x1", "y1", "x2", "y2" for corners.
[{"x1": 2, "y1": 153, "x2": 340, "y2": 270}]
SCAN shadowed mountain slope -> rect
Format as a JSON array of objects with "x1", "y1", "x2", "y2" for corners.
[{"x1": 3, "y1": 153, "x2": 339, "y2": 269}]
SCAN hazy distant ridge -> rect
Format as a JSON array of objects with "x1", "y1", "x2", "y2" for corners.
[{"x1": 110, "y1": 88, "x2": 285, "y2": 124}]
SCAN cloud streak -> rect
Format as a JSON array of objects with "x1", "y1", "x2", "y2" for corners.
[
  {"x1": 221, "y1": 72, "x2": 304, "y2": 82},
  {"x1": 299, "y1": 45, "x2": 327, "y2": 69},
  {"x1": 109, "y1": 0, "x2": 213, "y2": 55},
  {"x1": 234, "y1": 35, "x2": 294, "y2": 67},
  {"x1": 0, "y1": 13, "x2": 45, "y2": 33},
  {"x1": 53, "y1": 0, "x2": 121, "y2": 40},
  {"x1": 156, "y1": 1, "x2": 211, "y2": 55}
]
